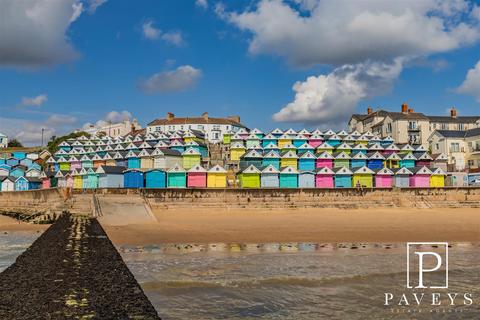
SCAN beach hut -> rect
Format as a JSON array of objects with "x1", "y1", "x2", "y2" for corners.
[
  {"x1": 260, "y1": 165, "x2": 280, "y2": 188},
  {"x1": 333, "y1": 167, "x2": 353, "y2": 188},
  {"x1": 292, "y1": 135, "x2": 308, "y2": 148},
  {"x1": 207, "y1": 165, "x2": 227, "y2": 188},
  {"x1": 187, "y1": 164, "x2": 207, "y2": 188},
  {"x1": 315, "y1": 167, "x2": 334, "y2": 188},
  {"x1": 182, "y1": 147, "x2": 201, "y2": 169},
  {"x1": 261, "y1": 133, "x2": 277, "y2": 148},
  {"x1": 0, "y1": 177, "x2": 15, "y2": 192},
  {"x1": 139, "y1": 149, "x2": 154, "y2": 169},
  {"x1": 73, "y1": 169, "x2": 83, "y2": 189},
  {"x1": 352, "y1": 166, "x2": 374, "y2": 188},
  {"x1": 298, "y1": 151, "x2": 316, "y2": 171},
  {"x1": 167, "y1": 164, "x2": 187, "y2": 188},
  {"x1": 352, "y1": 143, "x2": 368, "y2": 155},
  {"x1": 69, "y1": 155, "x2": 82, "y2": 171},
  {"x1": 262, "y1": 150, "x2": 280, "y2": 169},
  {"x1": 230, "y1": 142, "x2": 246, "y2": 161},
  {"x1": 239, "y1": 165, "x2": 261, "y2": 188},
  {"x1": 386, "y1": 152, "x2": 401, "y2": 169},
  {"x1": 126, "y1": 150, "x2": 141, "y2": 169},
  {"x1": 113, "y1": 152, "x2": 128, "y2": 168},
  {"x1": 25, "y1": 168, "x2": 41, "y2": 178},
  {"x1": 152, "y1": 148, "x2": 182, "y2": 170},
  {"x1": 351, "y1": 152, "x2": 368, "y2": 169},
  {"x1": 280, "y1": 150, "x2": 298, "y2": 169},
  {"x1": 270, "y1": 128, "x2": 284, "y2": 138},
  {"x1": 316, "y1": 142, "x2": 334, "y2": 154},
  {"x1": 239, "y1": 149, "x2": 263, "y2": 170},
  {"x1": 333, "y1": 152, "x2": 351, "y2": 169},
  {"x1": 9, "y1": 166, "x2": 25, "y2": 178},
  {"x1": 399, "y1": 144, "x2": 415, "y2": 155},
  {"x1": 82, "y1": 168, "x2": 91, "y2": 189},
  {"x1": 430, "y1": 167, "x2": 446, "y2": 188},
  {"x1": 326, "y1": 134, "x2": 342, "y2": 147},
  {"x1": 19, "y1": 158, "x2": 33, "y2": 168},
  {"x1": 336, "y1": 142, "x2": 352, "y2": 155},
  {"x1": 245, "y1": 133, "x2": 261, "y2": 149},
  {"x1": 55, "y1": 170, "x2": 66, "y2": 188},
  {"x1": 185, "y1": 141, "x2": 208, "y2": 158},
  {"x1": 399, "y1": 153, "x2": 416, "y2": 168},
  {"x1": 298, "y1": 171, "x2": 315, "y2": 188},
  {"x1": 223, "y1": 131, "x2": 233, "y2": 144},
  {"x1": 432, "y1": 153, "x2": 448, "y2": 172},
  {"x1": 316, "y1": 151, "x2": 334, "y2": 169},
  {"x1": 80, "y1": 154, "x2": 94, "y2": 169},
  {"x1": 280, "y1": 166, "x2": 298, "y2": 188},
  {"x1": 415, "y1": 152, "x2": 433, "y2": 167},
  {"x1": 297, "y1": 142, "x2": 315, "y2": 154},
  {"x1": 58, "y1": 156, "x2": 71, "y2": 171},
  {"x1": 145, "y1": 169, "x2": 167, "y2": 188},
  {"x1": 92, "y1": 154, "x2": 106, "y2": 169},
  {"x1": 367, "y1": 152, "x2": 385, "y2": 170},
  {"x1": 308, "y1": 134, "x2": 323, "y2": 148},
  {"x1": 0, "y1": 167, "x2": 9, "y2": 177},
  {"x1": 97, "y1": 166, "x2": 125, "y2": 188},
  {"x1": 6, "y1": 158, "x2": 19, "y2": 167},
  {"x1": 12, "y1": 151, "x2": 26, "y2": 160},
  {"x1": 383, "y1": 143, "x2": 400, "y2": 155},
  {"x1": 124, "y1": 169, "x2": 145, "y2": 188},
  {"x1": 15, "y1": 176, "x2": 29, "y2": 191},
  {"x1": 409, "y1": 166, "x2": 432, "y2": 188},
  {"x1": 374, "y1": 167, "x2": 394, "y2": 188},
  {"x1": 103, "y1": 153, "x2": 116, "y2": 167},
  {"x1": 65, "y1": 173, "x2": 74, "y2": 188},
  {"x1": 27, "y1": 177, "x2": 42, "y2": 190},
  {"x1": 280, "y1": 143, "x2": 297, "y2": 154},
  {"x1": 277, "y1": 134, "x2": 292, "y2": 149}
]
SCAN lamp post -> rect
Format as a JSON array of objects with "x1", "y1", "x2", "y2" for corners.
[{"x1": 41, "y1": 128, "x2": 45, "y2": 147}]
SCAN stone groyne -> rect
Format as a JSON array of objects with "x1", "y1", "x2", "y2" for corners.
[{"x1": 0, "y1": 214, "x2": 160, "y2": 319}]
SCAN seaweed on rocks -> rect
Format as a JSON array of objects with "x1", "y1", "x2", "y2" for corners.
[{"x1": 0, "y1": 213, "x2": 161, "y2": 319}]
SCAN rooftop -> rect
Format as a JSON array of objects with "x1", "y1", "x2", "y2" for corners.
[{"x1": 147, "y1": 112, "x2": 247, "y2": 128}]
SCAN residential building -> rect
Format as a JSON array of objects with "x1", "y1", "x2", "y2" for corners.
[
  {"x1": 429, "y1": 130, "x2": 467, "y2": 171},
  {"x1": 349, "y1": 104, "x2": 480, "y2": 148},
  {"x1": 81, "y1": 119, "x2": 142, "y2": 138},
  {"x1": 0, "y1": 132, "x2": 7, "y2": 148},
  {"x1": 146, "y1": 112, "x2": 248, "y2": 143},
  {"x1": 465, "y1": 128, "x2": 480, "y2": 170}
]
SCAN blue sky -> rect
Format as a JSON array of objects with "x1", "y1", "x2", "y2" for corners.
[{"x1": 1, "y1": 0, "x2": 480, "y2": 145}]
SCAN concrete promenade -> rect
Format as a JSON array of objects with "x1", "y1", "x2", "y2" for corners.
[{"x1": 0, "y1": 214, "x2": 160, "y2": 319}]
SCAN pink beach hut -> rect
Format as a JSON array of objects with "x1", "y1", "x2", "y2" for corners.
[
  {"x1": 187, "y1": 164, "x2": 207, "y2": 188},
  {"x1": 66, "y1": 173, "x2": 74, "y2": 188},
  {"x1": 308, "y1": 134, "x2": 323, "y2": 148},
  {"x1": 316, "y1": 151, "x2": 334, "y2": 169},
  {"x1": 69, "y1": 155, "x2": 82, "y2": 171},
  {"x1": 315, "y1": 166, "x2": 334, "y2": 188},
  {"x1": 374, "y1": 167, "x2": 394, "y2": 188},
  {"x1": 409, "y1": 166, "x2": 432, "y2": 187},
  {"x1": 40, "y1": 171, "x2": 51, "y2": 189}
]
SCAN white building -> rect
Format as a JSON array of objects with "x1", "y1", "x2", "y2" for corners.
[
  {"x1": 146, "y1": 112, "x2": 248, "y2": 143},
  {"x1": 0, "y1": 132, "x2": 7, "y2": 148},
  {"x1": 81, "y1": 119, "x2": 142, "y2": 138}
]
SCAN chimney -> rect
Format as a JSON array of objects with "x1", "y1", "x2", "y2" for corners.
[
  {"x1": 408, "y1": 108, "x2": 414, "y2": 113},
  {"x1": 227, "y1": 115, "x2": 240, "y2": 123},
  {"x1": 401, "y1": 102, "x2": 408, "y2": 113},
  {"x1": 367, "y1": 106, "x2": 373, "y2": 115},
  {"x1": 166, "y1": 112, "x2": 175, "y2": 121},
  {"x1": 131, "y1": 123, "x2": 135, "y2": 133},
  {"x1": 202, "y1": 112, "x2": 209, "y2": 120},
  {"x1": 450, "y1": 107, "x2": 457, "y2": 118}
]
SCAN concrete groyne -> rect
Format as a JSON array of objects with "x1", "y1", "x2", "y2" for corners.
[{"x1": 0, "y1": 214, "x2": 160, "y2": 319}]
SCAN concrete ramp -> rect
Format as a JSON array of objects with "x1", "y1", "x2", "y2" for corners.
[{"x1": 97, "y1": 194, "x2": 156, "y2": 226}]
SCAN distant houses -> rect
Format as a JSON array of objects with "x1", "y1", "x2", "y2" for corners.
[{"x1": 0, "y1": 132, "x2": 7, "y2": 148}]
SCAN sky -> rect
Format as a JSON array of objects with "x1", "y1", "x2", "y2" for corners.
[{"x1": 1, "y1": 0, "x2": 480, "y2": 145}]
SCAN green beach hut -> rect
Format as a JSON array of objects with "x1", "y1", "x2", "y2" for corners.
[
  {"x1": 182, "y1": 147, "x2": 201, "y2": 169},
  {"x1": 167, "y1": 164, "x2": 187, "y2": 188},
  {"x1": 239, "y1": 164, "x2": 261, "y2": 188},
  {"x1": 279, "y1": 166, "x2": 298, "y2": 188}
]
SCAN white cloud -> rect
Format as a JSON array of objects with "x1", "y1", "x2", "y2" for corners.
[
  {"x1": 82, "y1": 110, "x2": 133, "y2": 131},
  {"x1": 142, "y1": 19, "x2": 185, "y2": 46},
  {"x1": 139, "y1": 65, "x2": 202, "y2": 94},
  {"x1": 196, "y1": 0, "x2": 208, "y2": 9},
  {"x1": 456, "y1": 60, "x2": 480, "y2": 101},
  {"x1": 0, "y1": 0, "x2": 83, "y2": 67},
  {"x1": 273, "y1": 59, "x2": 403, "y2": 125},
  {"x1": 226, "y1": 0, "x2": 480, "y2": 67},
  {"x1": 21, "y1": 94, "x2": 48, "y2": 107},
  {"x1": 142, "y1": 19, "x2": 161, "y2": 40},
  {"x1": 0, "y1": 114, "x2": 78, "y2": 146},
  {"x1": 87, "y1": 0, "x2": 108, "y2": 14}
]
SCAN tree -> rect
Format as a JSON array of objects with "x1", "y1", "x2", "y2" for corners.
[
  {"x1": 7, "y1": 139, "x2": 23, "y2": 148},
  {"x1": 47, "y1": 131, "x2": 91, "y2": 154}
]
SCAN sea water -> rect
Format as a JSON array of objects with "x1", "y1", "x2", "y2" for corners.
[
  {"x1": 120, "y1": 243, "x2": 480, "y2": 320},
  {"x1": 0, "y1": 231, "x2": 42, "y2": 272}
]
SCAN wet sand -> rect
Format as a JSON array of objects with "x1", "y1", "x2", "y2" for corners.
[
  {"x1": 0, "y1": 216, "x2": 48, "y2": 233},
  {"x1": 103, "y1": 207, "x2": 480, "y2": 245}
]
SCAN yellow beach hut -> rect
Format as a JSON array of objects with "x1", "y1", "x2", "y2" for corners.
[
  {"x1": 277, "y1": 134, "x2": 292, "y2": 148},
  {"x1": 280, "y1": 150, "x2": 298, "y2": 169},
  {"x1": 73, "y1": 169, "x2": 83, "y2": 189},
  {"x1": 182, "y1": 147, "x2": 201, "y2": 169},
  {"x1": 207, "y1": 164, "x2": 227, "y2": 188},
  {"x1": 230, "y1": 142, "x2": 246, "y2": 161},
  {"x1": 239, "y1": 164, "x2": 261, "y2": 188},
  {"x1": 139, "y1": 149, "x2": 154, "y2": 169},
  {"x1": 352, "y1": 166, "x2": 375, "y2": 188},
  {"x1": 430, "y1": 167, "x2": 446, "y2": 188}
]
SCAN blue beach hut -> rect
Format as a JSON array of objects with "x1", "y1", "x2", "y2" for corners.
[
  {"x1": 15, "y1": 176, "x2": 29, "y2": 191},
  {"x1": 124, "y1": 169, "x2": 145, "y2": 188},
  {"x1": 367, "y1": 152, "x2": 385, "y2": 170},
  {"x1": 262, "y1": 150, "x2": 280, "y2": 169},
  {"x1": 146, "y1": 169, "x2": 167, "y2": 188},
  {"x1": 12, "y1": 151, "x2": 26, "y2": 160},
  {"x1": 27, "y1": 177, "x2": 42, "y2": 190},
  {"x1": 333, "y1": 167, "x2": 353, "y2": 188},
  {"x1": 298, "y1": 151, "x2": 316, "y2": 171},
  {"x1": 351, "y1": 152, "x2": 367, "y2": 169}
]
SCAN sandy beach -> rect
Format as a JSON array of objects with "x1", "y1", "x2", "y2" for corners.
[
  {"x1": 0, "y1": 216, "x2": 49, "y2": 233},
  {"x1": 103, "y1": 207, "x2": 480, "y2": 245}
]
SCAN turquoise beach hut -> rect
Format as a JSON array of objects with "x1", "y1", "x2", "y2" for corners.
[
  {"x1": 167, "y1": 164, "x2": 187, "y2": 188},
  {"x1": 261, "y1": 133, "x2": 277, "y2": 148},
  {"x1": 15, "y1": 176, "x2": 29, "y2": 191},
  {"x1": 145, "y1": 169, "x2": 167, "y2": 188},
  {"x1": 351, "y1": 152, "x2": 368, "y2": 168},
  {"x1": 298, "y1": 151, "x2": 316, "y2": 171},
  {"x1": 279, "y1": 166, "x2": 298, "y2": 188},
  {"x1": 126, "y1": 150, "x2": 141, "y2": 169},
  {"x1": 400, "y1": 153, "x2": 416, "y2": 168},
  {"x1": 239, "y1": 149, "x2": 263, "y2": 170},
  {"x1": 333, "y1": 167, "x2": 353, "y2": 188},
  {"x1": 262, "y1": 150, "x2": 280, "y2": 169}
]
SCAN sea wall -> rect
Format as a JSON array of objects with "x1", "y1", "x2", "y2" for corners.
[
  {"x1": 91, "y1": 187, "x2": 480, "y2": 210},
  {"x1": 0, "y1": 188, "x2": 68, "y2": 217}
]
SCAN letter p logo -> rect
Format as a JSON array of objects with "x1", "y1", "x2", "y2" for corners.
[{"x1": 407, "y1": 242, "x2": 448, "y2": 289}]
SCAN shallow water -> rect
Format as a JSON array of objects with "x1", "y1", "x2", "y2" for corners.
[
  {"x1": 0, "y1": 231, "x2": 42, "y2": 272},
  {"x1": 120, "y1": 243, "x2": 480, "y2": 320}
]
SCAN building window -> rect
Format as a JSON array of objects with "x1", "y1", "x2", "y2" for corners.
[
  {"x1": 450, "y1": 142, "x2": 460, "y2": 152},
  {"x1": 386, "y1": 123, "x2": 392, "y2": 133},
  {"x1": 441, "y1": 123, "x2": 448, "y2": 130},
  {"x1": 458, "y1": 123, "x2": 465, "y2": 130},
  {"x1": 198, "y1": 125, "x2": 204, "y2": 130},
  {"x1": 435, "y1": 143, "x2": 439, "y2": 150},
  {"x1": 408, "y1": 121, "x2": 417, "y2": 130}
]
